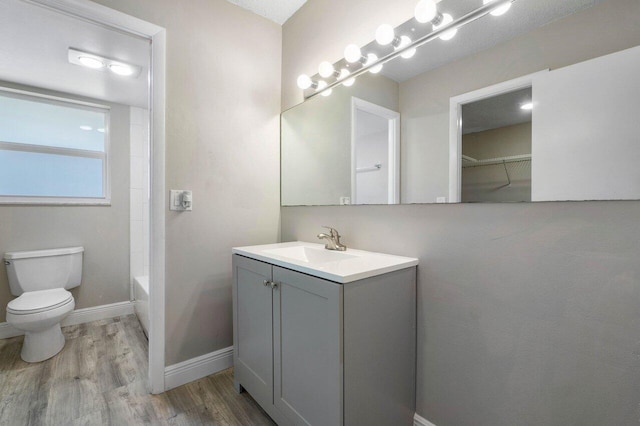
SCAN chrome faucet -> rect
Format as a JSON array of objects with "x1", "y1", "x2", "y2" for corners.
[{"x1": 317, "y1": 226, "x2": 347, "y2": 251}]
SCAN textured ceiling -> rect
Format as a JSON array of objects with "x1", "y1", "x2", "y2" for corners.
[{"x1": 225, "y1": 0, "x2": 307, "y2": 25}]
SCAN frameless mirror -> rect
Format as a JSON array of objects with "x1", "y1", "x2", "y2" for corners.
[{"x1": 281, "y1": 0, "x2": 640, "y2": 206}]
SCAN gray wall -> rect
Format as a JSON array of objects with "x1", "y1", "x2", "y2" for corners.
[
  {"x1": 0, "y1": 82, "x2": 130, "y2": 322},
  {"x1": 282, "y1": 203, "x2": 640, "y2": 425},
  {"x1": 282, "y1": 0, "x2": 640, "y2": 424},
  {"x1": 93, "y1": 0, "x2": 282, "y2": 365}
]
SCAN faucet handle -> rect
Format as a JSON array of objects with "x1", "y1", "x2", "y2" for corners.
[{"x1": 322, "y1": 226, "x2": 339, "y2": 238}]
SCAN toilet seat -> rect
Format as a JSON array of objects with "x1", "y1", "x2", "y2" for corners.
[{"x1": 7, "y1": 289, "x2": 73, "y2": 315}]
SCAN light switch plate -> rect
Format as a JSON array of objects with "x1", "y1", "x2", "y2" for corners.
[{"x1": 170, "y1": 190, "x2": 193, "y2": 211}]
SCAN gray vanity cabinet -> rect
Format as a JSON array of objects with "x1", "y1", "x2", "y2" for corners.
[{"x1": 233, "y1": 254, "x2": 416, "y2": 426}]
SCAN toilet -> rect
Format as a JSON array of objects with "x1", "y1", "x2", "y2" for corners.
[{"x1": 4, "y1": 247, "x2": 83, "y2": 363}]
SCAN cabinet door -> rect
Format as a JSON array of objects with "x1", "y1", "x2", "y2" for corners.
[
  {"x1": 273, "y1": 266, "x2": 343, "y2": 426},
  {"x1": 233, "y1": 255, "x2": 274, "y2": 409}
]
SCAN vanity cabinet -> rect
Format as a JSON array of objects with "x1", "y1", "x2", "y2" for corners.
[{"x1": 232, "y1": 253, "x2": 417, "y2": 426}]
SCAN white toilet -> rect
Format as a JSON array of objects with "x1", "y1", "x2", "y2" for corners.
[{"x1": 4, "y1": 247, "x2": 83, "y2": 363}]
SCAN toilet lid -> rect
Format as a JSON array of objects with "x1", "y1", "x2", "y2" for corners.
[{"x1": 7, "y1": 289, "x2": 73, "y2": 314}]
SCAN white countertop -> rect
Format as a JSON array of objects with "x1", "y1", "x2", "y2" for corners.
[{"x1": 232, "y1": 241, "x2": 418, "y2": 283}]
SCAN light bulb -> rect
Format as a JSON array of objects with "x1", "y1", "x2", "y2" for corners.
[
  {"x1": 397, "y1": 36, "x2": 416, "y2": 59},
  {"x1": 316, "y1": 80, "x2": 332, "y2": 97},
  {"x1": 483, "y1": 0, "x2": 511, "y2": 16},
  {"x1": 79, "y1": 125, "x2": 93, "y2": 131},
  {"x1": 297, "y1": 74, "x2": 313, "y2": 89},
  {"x1": 78, "y1": 56, "x2": 104, "y2": 69},
  {"x1": 414, "y1": 0, "x2": 437, "y2": 23},
  {"x1": 434, "y1": 13, "x2": 457, "y2": 41},
  {"x1": 344, "y1": 44, "x2": 362, "y2": 63},
  {"x1": 520, "y1": 102, "x2": 533, "y2": 110},
  {"x1": 366, "y1": 54, "x2": 383, "y2": 74},
  {"x1": 340, "y1": 69, "x2": 355, "y2": 87},
  {"x1": 375, "y1": 24, "x2": 395, "y2": 46},
  {"x1": 318, "y1": 61, "x2": 335, "y2": 78},
  {"x1": 109, "y1": 63, "x2": 134, "y2": 76}
]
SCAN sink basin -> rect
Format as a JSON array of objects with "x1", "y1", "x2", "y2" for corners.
[
  {"x1": 232, "y1": 241, "x2": 418, "y2": 283},
  {"x1": 263, "y1": 246, "x2": 357, "y2": 264}
]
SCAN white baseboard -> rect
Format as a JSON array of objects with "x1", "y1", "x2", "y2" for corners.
[
  {"x1": 0, "y1": 300, "x2": 134, "y2": 339},
  {"x1": 164, "y1": 346, "x2": 234, "y2": 391},
  {"x1": 414, "y1": 413, "x2": 437, "y2": 426}
]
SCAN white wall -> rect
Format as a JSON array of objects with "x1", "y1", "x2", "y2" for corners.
[{"x1": 93, "y1": 0, "x2": 282, "y2": 365}]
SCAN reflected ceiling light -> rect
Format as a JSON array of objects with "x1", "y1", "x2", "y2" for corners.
[
  {"x1": 68, "y1": 48, "x2": 141, "y2": 78},
  {"x1": 521, "y1": 102, "x2": 533, "y2": 110},
  {"x1": 397, "y1": 36, "x2": 416, "y2": 59},
  {"x1": 97, "y1": 128, "x2": 105, "y2": 133},
  {"x1": 366, "y1": 54, "x2": 383, "y2": 74},
  {"x1": 483, "y1": 0, "x2": 512, "y2": 16},
  {"x1": 434, "y1": 13, "x2": 457, "y2": 41},
  {"x1": 318, "y1": 61, "x2": 335, "y2": 78},
  {"x1": 344, "y1": 44, "x2": 365, "y2": 64},
  {"x1": 79, "y1": 125, "x2": 93, "y2": 131},
  {"x1": 316, "y1": 80, "x2": 332, "y2": 96},
  {"x1": 339, "y1": 69, "x2": 355, "y2": 87},
  {"x1": 78, "y1": 56, "x2": 104, "y2": 69},
  {"x1": 414, "y1": 0, "x2": 438, "y2": 23},
  {"x1": 109, "y1": 63, "x2": 134, "y2": 76}
]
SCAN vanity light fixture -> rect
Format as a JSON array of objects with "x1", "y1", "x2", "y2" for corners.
[
  {"x1": 339, "y1": 69, "x2": 356, "y2": 87},
  {"x1": 484, "y1": 0, "x2": 512, "y2": 16},
  {"x1": 344, "y1": 44, "x2": 366, "y2": 64},
  {"x1": 302, "y1": 0, "x2": 516, "y2": 99},
  {"x1": 68, "y1": 48, "x2": 141, "y2": 78},
  {"x1": 318, "y1": 61, "x2": 336, "y2": 78},
  {"x1": 520, "y1": 102, "x2": 533, "y2": 110},
  {"x1": 433, "y1": 13, "x2": 457, "y2": 41}
]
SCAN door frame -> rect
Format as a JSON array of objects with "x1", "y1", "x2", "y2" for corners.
[
  {"x1": 448, "y1": 70, "x2": 547, "y2": 203},
  {"x1": 351, "y1": 97, "x2": 400, "y2": 205},
  {"x1": 28, "y1": 0, "x2": 167, "y2": 393}
]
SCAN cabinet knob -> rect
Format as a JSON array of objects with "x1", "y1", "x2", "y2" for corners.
[
  {"x1": 270, "y1": 281, "x2": 278, "y2": 289},
  {"x1": 263, "y1": 280, "x2": 270, "y2": 287}
]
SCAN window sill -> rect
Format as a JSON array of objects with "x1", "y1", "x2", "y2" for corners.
[{"x1": 0, "y1": 197, "x2": 111, "y2": 206}]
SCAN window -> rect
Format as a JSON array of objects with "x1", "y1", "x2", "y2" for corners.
[{"x1": 0, "y1": 87, "x2": 110, "y2": 204}]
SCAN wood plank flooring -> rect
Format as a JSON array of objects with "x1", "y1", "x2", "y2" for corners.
[{"x1": 0, "y1": 315, "x2": 274, "y2": 425}]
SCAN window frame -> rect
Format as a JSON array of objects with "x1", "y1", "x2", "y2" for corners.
[{"x1": 0, "y1": 86, "x2": 111, "y2": 205}]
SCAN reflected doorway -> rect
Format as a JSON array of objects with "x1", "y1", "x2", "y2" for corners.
[{"x1": 350, "y1": 97, "x2": 400, "y2": 205}]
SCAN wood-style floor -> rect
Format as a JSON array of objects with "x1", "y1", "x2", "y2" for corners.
[{"x1": 0, "y1": 315, "x2": 274, "y2": 425}]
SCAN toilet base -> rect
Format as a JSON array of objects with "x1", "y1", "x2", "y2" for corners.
[{"x1": 21, "y1": 323, "x2": 66, "y2": 363}]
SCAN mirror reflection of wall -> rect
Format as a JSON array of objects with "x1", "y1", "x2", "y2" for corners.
[{"x1": 461, "y1": 88, "x2": 532, "y2": 203}]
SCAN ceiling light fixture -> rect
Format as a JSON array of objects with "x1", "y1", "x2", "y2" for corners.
[
  {"x1": 302, "y1": 0, "x2": 516, "y2": 99},
  {"x1": 68, "y1": 48, "x2": 141, "y2": 78},
  {"x1": 78, "y1": 56, "x2": 104, "y2": 69}
]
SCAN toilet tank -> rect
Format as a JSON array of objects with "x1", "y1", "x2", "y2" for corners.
[{"x1": 4, "y1": 247, "x2": 84, "y2": 296}]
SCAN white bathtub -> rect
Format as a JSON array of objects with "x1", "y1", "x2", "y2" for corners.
[{"x1": 134, "y1": 276, "x2": 149, "y2": 337}]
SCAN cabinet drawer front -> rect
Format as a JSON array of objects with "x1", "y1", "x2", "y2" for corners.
[
  {"x1": 273, "y1": 267, "x2": 343, "y2": 426},
  {"x1": 233, "y1": 255, "x2": 274, "y2": 408}
]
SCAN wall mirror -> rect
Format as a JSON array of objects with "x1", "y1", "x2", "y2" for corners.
[{"x1": 281, "y1": 0, "x2": 640, "y2": 206}]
